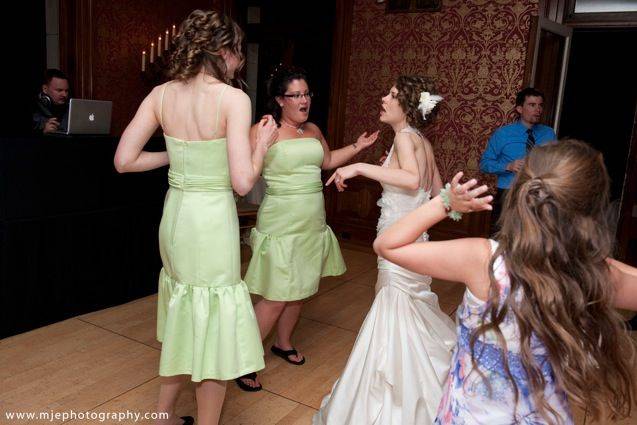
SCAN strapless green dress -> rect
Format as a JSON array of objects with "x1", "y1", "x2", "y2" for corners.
[
  {"x1": 156, "y1": 135, "x2": 264, "y2": 382},
  {"x1": 244, "y1": 137, "x2": 346, "y2": 301}
]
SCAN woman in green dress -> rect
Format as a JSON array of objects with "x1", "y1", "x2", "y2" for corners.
[
  {"x1": 114, "y1": 10, "x2": 278, "y2": 425},
  {"x1": 236, "y1": 67, "x2": 379, "y2": 390}
]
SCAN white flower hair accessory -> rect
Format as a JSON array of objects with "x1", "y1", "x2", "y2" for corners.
[{"x1": 418, "y1": 91, "x2": 443, "y2": 120}]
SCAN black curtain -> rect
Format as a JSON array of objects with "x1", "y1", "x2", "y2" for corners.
[{"x1": 1, "y1": 2, "x2": 47, "y2": 136}]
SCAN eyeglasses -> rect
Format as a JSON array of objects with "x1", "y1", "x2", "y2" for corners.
[{"x1": 282, "y1": 92, "x2": 314, "y2": 101}]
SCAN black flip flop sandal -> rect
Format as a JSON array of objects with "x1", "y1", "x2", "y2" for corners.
[
  {"x1": 180, "y1": 416, "x2": 194, "y2": 425},
  {"x1": 234, "y1": 372, "x2": 262, "y2": 392},
  {"x1": 270, "y1": 345, "x2": 306, "y2": 365}
]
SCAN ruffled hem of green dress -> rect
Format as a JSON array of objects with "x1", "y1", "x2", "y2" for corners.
[
  {"x1": 244, "y1": 225, "x2": 346, "y2": 301},
  {"x1": 156, "y1": 269, "x2": 265, "y2": 382}
]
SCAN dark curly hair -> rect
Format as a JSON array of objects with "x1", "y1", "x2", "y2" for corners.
[
  {"x1": 266, "y1": 65, "x2": 308, "y2": 123},
  {"x1": 168, "y1": 9, "x2": 244, "y2": 83},
  {"x1": 395, "y1": 75, "x2": 439, "y2": 128}
]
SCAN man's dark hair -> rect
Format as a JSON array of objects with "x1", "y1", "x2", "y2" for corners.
[
  {"x1": 43, "y1": 68, "x2": 68, "y2": 85},
  {"x1": 515, "y1": 87, "x2": 544, "y2": 107}
]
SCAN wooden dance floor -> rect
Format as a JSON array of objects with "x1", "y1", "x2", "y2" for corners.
[{"x1": 1, "y1": 244, "x2": 633, "y2": 424}]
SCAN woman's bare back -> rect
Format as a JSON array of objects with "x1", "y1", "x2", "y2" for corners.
[{"x1": 159, "y1": 78, "x2": 231, "y2": 141}]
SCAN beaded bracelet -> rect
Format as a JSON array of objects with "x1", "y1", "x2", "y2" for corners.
[{"x1": 439, "y1": 183, "x2": 463, "y2": 221}]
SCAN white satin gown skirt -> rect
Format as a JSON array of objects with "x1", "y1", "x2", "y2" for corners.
[{"x1": 313, "y1": 258, "x2": 457, "y2": 425}]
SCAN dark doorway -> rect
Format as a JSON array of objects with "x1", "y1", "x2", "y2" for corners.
[
  {"x1": 558, "y1": 28, "x2": 637, "y2": 263},
  {"x1": 559, "y1": 28, "x2": 637, "y2": 202},
  {"x1": 235, "y1": 0, "x2": 335, "y2": 131}
]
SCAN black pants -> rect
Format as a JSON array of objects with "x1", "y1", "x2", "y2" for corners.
[{"x1": 490, "y1": 188, "x2": 508, "y2": 236}]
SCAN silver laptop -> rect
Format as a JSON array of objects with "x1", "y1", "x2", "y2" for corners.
[{"x1": 65, "y1": 98, "x2": 112, "y2": 135}]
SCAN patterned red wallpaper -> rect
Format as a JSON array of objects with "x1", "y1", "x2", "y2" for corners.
[
  {"x1": 91, "y1": 1, "x2": 216, "y2": 135},
  {"x1": 343, "y1": 0, "x2": 539, "y2": 185}
]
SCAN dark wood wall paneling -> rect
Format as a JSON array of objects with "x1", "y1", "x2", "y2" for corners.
[
  {"x1": 60, "y1": 0, "x2": 93, "y2": 99},
  {"x1": 539, "y1": 0, "x2": 567, "y2": 23}
]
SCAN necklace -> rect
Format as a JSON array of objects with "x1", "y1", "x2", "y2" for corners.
[{"x1": 281, "y1": 120, "x2": 304, "y2": 135}]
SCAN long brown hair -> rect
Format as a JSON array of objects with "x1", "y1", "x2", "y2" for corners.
[
  {"x1": 474, "y1": 139, "x2": 635, "y2": 423},
  {"x1": 168, "y1": 9, "x2": 244, "y2": 83}
]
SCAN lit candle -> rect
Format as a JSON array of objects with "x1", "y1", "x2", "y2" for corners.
[
  {"x1": 150, "y1": 43, "x2": 155, "y2": 63},
  {"x1": 142, "y1": 50, "x2": 146, "y2": 72},
  {"x1": 158, "y1": 36, "x2": 162, "y2": 57},
  {"x1": 172, "y1": 24, "x2": 176, "y2": 37},
  {"x1": 165, "y1": 30, "x2": 169, "y2": 50}
]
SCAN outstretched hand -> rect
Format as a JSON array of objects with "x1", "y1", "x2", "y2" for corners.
[
  {"x1": 355, "y1": 130, "x2": 380, "y2": 150},
  {"x1": 326, "y1": 164, "x2": 359, "y2": 192},
  {"x1": 447, "y1": 172, "x2": 493, "y2": 213}
]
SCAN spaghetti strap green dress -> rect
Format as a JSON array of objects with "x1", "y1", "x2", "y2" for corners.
[
  {"x1": 155, "y1": 83, "x2": 264, "y2": 382},
  {"x1": 244, "y1": 137, "x2": 346, "y2": 301}
]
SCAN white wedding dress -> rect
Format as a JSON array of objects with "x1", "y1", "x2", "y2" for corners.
[{"x1": 314, "y1": 127, "x2": 457, "y2": 425}]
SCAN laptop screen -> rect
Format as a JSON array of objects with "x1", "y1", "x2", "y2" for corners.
[{"x1": 66, "y1": 99, "x2": 113, "y2": 135}]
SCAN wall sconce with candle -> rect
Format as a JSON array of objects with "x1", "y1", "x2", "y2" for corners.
[{"x1": 140, "y1": 23, "x2": 178, "y2": 87}]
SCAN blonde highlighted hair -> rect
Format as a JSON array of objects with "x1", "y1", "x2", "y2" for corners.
[{"x1": 168, "y1": 9, "x2": 244, "y2": 83}]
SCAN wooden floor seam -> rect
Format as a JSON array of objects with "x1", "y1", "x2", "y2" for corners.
[{"x1": 76, "y1": 317, "x2": 162, "y2": 352}]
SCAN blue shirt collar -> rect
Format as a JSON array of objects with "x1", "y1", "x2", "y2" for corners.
[{"x1": 515, "y1": 120, "x2": 536, "y2": 133}]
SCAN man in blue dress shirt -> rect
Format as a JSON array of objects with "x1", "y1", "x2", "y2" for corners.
[{"x1": 480, "y1": 87, "x2": 557, "y2": 233}]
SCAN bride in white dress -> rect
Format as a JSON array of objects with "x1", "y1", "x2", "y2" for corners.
[{"x1": 315, "y1": 76, "x2": 457, "y2": 425}]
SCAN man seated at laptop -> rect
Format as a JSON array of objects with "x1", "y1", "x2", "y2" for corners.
[{"x1": 33, "y1": 69, "x2": 69, "y2": 134}]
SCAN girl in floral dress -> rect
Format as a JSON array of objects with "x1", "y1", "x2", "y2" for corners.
[{"x1": 375, "y1": 139, "x2": 637, "y2": 424}]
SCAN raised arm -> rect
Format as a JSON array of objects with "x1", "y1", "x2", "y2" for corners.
[
  {"x1": 114, "y1": 86, "x2": 168, "y2": 173},
  {"x1": 226, "y1": 90, "x2": 277, "y2": 196},
  {"x1": 373, "y1": 173, "x2": 494, "y2": 298},
  {"x1": 608, "y1": 258, "x2": 637, "y2": 311},
  {"x1": 326, "y1": 132, "x2": 420, "y2": 191},
  {"x1": 316, "y1": 124, "x2": 379, "y2": 170}
]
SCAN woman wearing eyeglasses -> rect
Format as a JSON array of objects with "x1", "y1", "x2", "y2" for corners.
[{"x1": 235, "y1": 66, "x2": 378, "y2": 391}]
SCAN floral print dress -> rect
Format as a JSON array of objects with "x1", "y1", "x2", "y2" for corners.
[{"x1": 435, "y1": 240, "x2": 573, "y2": 425}]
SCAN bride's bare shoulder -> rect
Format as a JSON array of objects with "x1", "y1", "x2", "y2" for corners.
[{"x1": 394, "y1": 131, "x2": 423, "y2": 152}]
